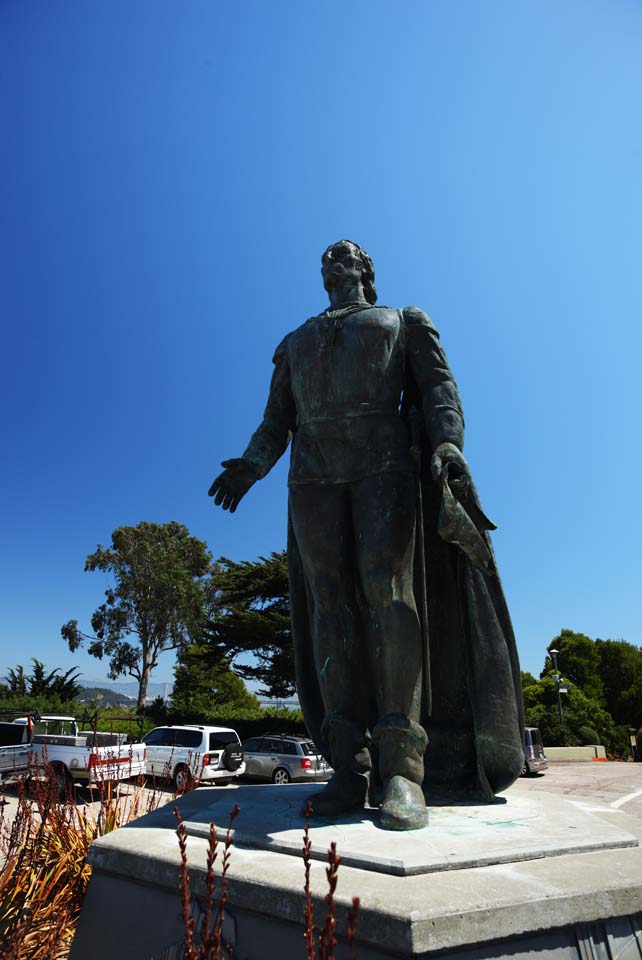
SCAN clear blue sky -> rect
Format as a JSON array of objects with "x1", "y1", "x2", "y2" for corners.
[{"x1": 2, "y1": 0, "x2": 641, "y2": 688}]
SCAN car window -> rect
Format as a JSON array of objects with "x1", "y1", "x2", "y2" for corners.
[
  {"x1": 301, "y1": 741, "x2": 316, "y2": 755},
  {"x1": 262, "y1": 738, "x2": 282, "y2": 753},
  {"x1": 280, "y1": 740, "x2": 297, "y2": 755},
  {"x1": 209, "y1": 732, "x2": 239, "y2": 750},
  {"x1": 35, "y1": 720, "x2": 64, "y2": 736},
  {"x1": 242, "y1": 738, "x2": 260, "y2": 752},
  {"x1": 158, "y1": 729, "x2": 190, "y2": 747},
  {"x1": 143, "y1": 728, "x2": 165, "y2": 746},
  {"x1": 172, "y1": 730, "x2": 203, "y2": 750},
  {"x1": 0, "y1": 723, "x2": 25, "y2": 746}
]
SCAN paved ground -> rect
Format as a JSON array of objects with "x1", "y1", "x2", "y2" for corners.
[
  {"x1": 507, "y1": 760, "x2": 642, "y2": 819},
  {"x1": 2, "y1": 762, "x2": 642, "y2": 838}
]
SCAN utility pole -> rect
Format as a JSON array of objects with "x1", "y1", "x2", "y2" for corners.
[{"x1": 549, "y1": 647, "x2": 564, "y2": 726}]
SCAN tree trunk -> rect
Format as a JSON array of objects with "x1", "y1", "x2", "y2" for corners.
[{"x1": 137, "y1": 660, "x2": 153, "y2": 711}]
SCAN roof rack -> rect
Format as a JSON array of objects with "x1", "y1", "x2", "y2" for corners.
[{"x1": 260, "y1": 732, "x2": 309, "y2": 740}]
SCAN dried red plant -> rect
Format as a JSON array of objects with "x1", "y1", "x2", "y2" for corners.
[
  {"x1": 174, "y1": 798, "x2": 361, "y2": 959},
  {"x1": 347, "y1": 896, "x2": 361, "y2": 960},
  {"x1": 317, "y1": 842, "x2": 340, "y2": 960},
  {"x1": 174, "y1": 802, "x2": 239, "y2": 959},
  {"x1": 302, "y1": 800, "x2": 315, "y2": 960}
]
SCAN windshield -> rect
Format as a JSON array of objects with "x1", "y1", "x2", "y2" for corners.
[
  {"x1": 530, "y1": 728, "x2": 544, "y2": 748},
  {"x1": 209, "y1": 732, "x2": 239, "y2": 750}
]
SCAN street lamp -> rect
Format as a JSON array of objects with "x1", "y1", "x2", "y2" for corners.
[
  {"x1": 549, "y1": 648, "x2": 564, "y2": 726},
  {"x1": 629, "y1": 727, "x2": 637, "y2": 762}
]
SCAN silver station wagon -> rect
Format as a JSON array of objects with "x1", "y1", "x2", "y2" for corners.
[{"x1": 240, "y1": 733, "x2": 332, "y2": 784}]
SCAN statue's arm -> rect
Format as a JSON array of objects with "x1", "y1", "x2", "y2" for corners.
[
  {"x1": 208, "y1": 338, "x2": 296, "y2": 511},
  {"x1": 241, "y1": 337, "x2": 296, "y2": 476},
  {"x1": 403, "y1": 307, "x2": 467, "y2": 480}
]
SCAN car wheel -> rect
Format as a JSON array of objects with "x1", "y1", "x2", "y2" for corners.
[
  {"x1": 272, "y1": 768, "x2": 291, "y2": 785},
  {"x1": 52, "y1": 764, "x2": 72, "y2": 801},
  {"x1": 520, "y1": 762, "x2": 529, "y2": 777},
  {"x1": 174, "y1": 765, "x2": 192, "y2": 792}
]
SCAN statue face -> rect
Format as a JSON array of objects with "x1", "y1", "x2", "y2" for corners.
[{"x1": 321, "y1": 241, "x2": 365, "y2": 293}]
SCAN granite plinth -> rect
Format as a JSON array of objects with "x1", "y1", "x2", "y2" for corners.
[
  {"x1": 181, "y1": 783, "x2": 637, "y2": 876},
  {"x1": 70, "y1": 784, "x2": 642, "y2": 960}
]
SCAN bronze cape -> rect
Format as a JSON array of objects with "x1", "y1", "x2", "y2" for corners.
[{"x1": 288, "y1": 416, "x2": 525, "y2": 803}]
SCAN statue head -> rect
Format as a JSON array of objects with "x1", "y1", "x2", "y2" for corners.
[{"x1": 321, "y1": 240, "x2": 377, "y2": 305}]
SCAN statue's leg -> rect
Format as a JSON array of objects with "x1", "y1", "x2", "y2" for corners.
[
  {"x1": 352, "y1": 470, "x2": 428, "y2": 829},
  {"x1": 289, "y1": 483, "x2": 370, "y2": 816}
]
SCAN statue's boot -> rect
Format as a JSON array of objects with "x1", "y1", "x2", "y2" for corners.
[
  {"x1": 373, "y1": 716, "x2": 428, "y2": 831},
  {"x1": 308, "y1": 716, "x2": 370, "y2": 818}
]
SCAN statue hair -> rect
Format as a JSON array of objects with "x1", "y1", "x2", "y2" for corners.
[{"x1": 323, "y1": 240, "x2": 377, "y2": 305}]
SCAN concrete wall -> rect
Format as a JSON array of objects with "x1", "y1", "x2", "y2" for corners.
[{"x1": 545, "y1": 745, "x2": 606, "y2": 761}]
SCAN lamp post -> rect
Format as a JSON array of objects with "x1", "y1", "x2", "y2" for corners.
[
  {"x1": 629, "y1": 727, "x2": 637, "y2": 762},
  {"x1": 549, "y1": 647, "x2": 564, "y2": 726}
]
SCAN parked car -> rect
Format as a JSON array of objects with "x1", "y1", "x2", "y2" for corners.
[
  {"x1": 0, "y1": 722, "x2": 31, "y2": 785},
  {"x1": 240, "y1": 733, "x2": 332, "y2": 784},
  {"x1": 142, "y1": 725, "x2": 245, "y2": 790},
  {"x1": 13, "y1": 713, "x2": 146, "y2": 795},
  {"x1": 522, "y1": 726, "x2": 548, "y2": 775}
]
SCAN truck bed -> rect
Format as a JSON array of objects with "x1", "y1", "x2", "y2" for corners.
[{"x1": 33, "y1": 732, "x2": 131, "y2": 748}]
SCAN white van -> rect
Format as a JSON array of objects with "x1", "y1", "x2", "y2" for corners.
[
  {"x1": 142, "y1": 724, "x2": 245, "y2": 790},
  {"x1": 522, "y1": 726, "x2": 548, "y2": 775}
]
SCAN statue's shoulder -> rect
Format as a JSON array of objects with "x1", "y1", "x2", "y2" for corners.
[
  {"x1": 274, "y1": 316, "x2": 318, "y2": 361},
  {"x1": 271, "y1": 332, "x2": 292, "y2": 364},
  {"x1": 401, "y1": 306, "x2": 438, "y2": 332}
]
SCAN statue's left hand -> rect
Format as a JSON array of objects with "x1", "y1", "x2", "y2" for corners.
[{"x1": 431, "y1": 442, "x2": 470, "y2": 485}]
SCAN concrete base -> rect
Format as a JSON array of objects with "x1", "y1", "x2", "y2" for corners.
[
  {"x1": 70, "y1": 784, "x2": 642, "y2": 960},
  {"x1": 546, "y1": 746, "x2": 607, "y2": 761}
]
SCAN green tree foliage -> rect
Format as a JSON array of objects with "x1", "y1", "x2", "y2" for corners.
[
  {"x1": 61, "y1": 521, "x2": 211, "y2": 709},
  {"x1": 523, "y1": 627, "x2": 642, "y2": 753},
  {"x1": 203, "y1": 551, "x2": 295, "y2": 698},
  {"x1": 6, "y1": 665, "x2": 27, "y2": 696},
  {"x1": 595, "y1": 638, "x2": 642, "y2": 729},
  {"x1": 3, "y1": 659, "x2": 82, "y2": 702},
  {"x1": 522, "y1": 674, "x2": 616, "y2": 749},
  {"x1": 171, "y1": 642, "x2": 261, "y2": 719},
  {"x1": 542, "y1": 629, "x2": 604, "y2": 702}
]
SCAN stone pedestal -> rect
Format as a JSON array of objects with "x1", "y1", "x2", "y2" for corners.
[{"x1": 70, "y1": 784, "x2": 642, "y2": 960}]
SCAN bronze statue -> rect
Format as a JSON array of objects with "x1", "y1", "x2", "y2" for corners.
[{"x1": 209, "y1": 241, "x2": 524, "y2": 830}]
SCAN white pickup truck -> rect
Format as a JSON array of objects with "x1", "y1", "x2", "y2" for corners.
[
  {"x1": 13, "y1": 714, "x2": 147, "y2": 795},
  {"x1": 0, "y1": 721, "x2": 31, "y2": 784}
]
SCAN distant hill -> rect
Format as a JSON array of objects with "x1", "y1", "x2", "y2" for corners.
[
  {"x1": 76, "y1": 686, "x2": 136, "y2": 708},
  {"x1": 79, "y1": 679, "x2": 173, "y2": 700}
]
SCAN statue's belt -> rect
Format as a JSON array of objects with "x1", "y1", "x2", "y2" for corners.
[{"x1": 298, "y1": 405, "x2": 399, "y2": 425}]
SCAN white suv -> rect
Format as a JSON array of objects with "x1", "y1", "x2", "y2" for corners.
[{"x1": 142, "y1": 725, "x2": 245, "y2": 790}]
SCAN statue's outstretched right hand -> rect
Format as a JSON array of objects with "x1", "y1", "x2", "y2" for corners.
[{"x1": 208, "y1": 459, "x2": 260, "y2": 513}]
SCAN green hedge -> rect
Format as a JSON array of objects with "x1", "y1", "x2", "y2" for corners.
[{"x1": 140, "y1": 701, "x2": 307, "y2": 742}]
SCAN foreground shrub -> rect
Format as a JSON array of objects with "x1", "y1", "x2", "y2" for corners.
[
  {"x1": 0, "y1": 773, "x2": 360, "y2": 959},
  {"x1": 174, "y1": 799, "x2": 360, "y2": 959},
  {"x1": 0, "y1": 765, "x2": 163, "y2": 959}
]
